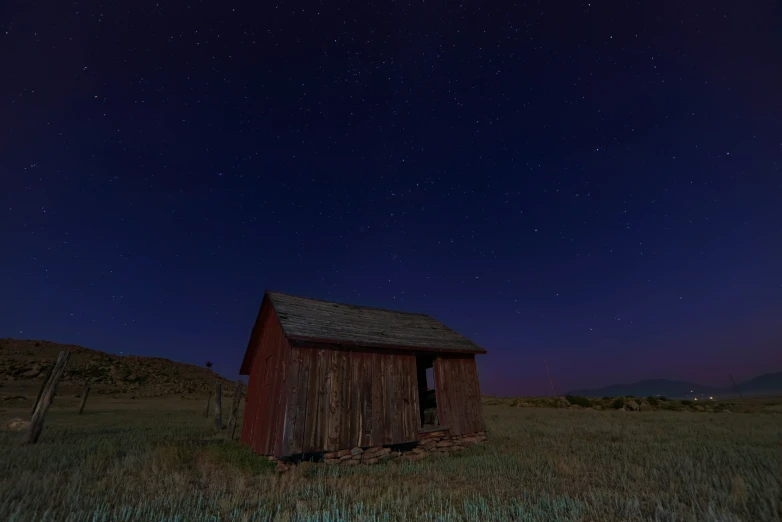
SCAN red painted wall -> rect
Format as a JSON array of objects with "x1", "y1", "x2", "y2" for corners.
[{"x1": 239, "y1": 304, "x2": 291, "y2": 455}]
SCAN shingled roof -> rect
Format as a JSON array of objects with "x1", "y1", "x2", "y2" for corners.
[{"x1": 241, "y1": 291, "x2": 484, "y2": 372}]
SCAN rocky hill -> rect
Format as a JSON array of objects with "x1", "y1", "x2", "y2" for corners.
[{"x1": 0, "y1": 338, "x2": 242, "y2": 398}]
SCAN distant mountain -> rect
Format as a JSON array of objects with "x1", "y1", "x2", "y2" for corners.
[{"x1": 567, "y1": 373, "x2": 782, "y2": 399}]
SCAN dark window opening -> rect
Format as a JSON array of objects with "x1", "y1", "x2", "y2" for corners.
[{"x1": 416, "y1": 356, "x2": 438, "y2": 428}]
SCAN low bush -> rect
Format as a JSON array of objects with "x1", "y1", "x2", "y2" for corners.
[
  {"x1": 565, "y1": 395, "x2": 592, "y2": 408},
  {"x1": 611, "y1": 398, "x2": 625, "y2": 409}
]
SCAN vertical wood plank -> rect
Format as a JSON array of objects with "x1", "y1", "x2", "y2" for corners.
[
  {"x1": 254, "y1": 311, "x2": 275, "y2": 454},
  {"x1": 361, "y1": 352, "x2": 373, "y2": 447},
  {"x1": 317, "y1": 349, "x2": 334, "y2": 451},
  {"x1": 257, "y1": 322, "x2": 275, "y2": 453},
  {"x1": 281, "y1": 346, "x2": 299, "y2": 456},
  {"x1": 347, "y1": 352, "x2": 360, "y2": 448},
  {"x1": 397, "y1": 356, "x2": 407, "y2": 441},
  {"x1": 272, "y1": 333, "x2": 290, "y2": 457},
  {"x1": 454, "y1": 358, "x2": 467, "y2": 435},
  {"x1": 447, "y1": 358, "x2": 462, "y2": 435},
  {"x1": 416, "y1": 360, "x2": 427, "y2": 426},
  {"x1": 286, "y1": 348, "x2": 306, "y2": 455},
  {"x1": 434, "y1": 358, "x2": 449, "y2": 430},
  {"x1": 371, "y1": 352, "x2": 385, "y2": 446},
  {"x1": 453, "y1": 358, "x2": 466, "y2": 435},
  {"x1": 393, "y1": 355, "x2": 404, "y2": 443},
  {"x1": 268, "y1": 317, "x2": 284, "y2": 454},
  {"x1": 467, "y1": 358, "x2": 481, "y2": 433},
  {"x1": 467, "y1": 357, "x2": 486, "y2": 432},
  {"x1": 458, "y1": 358, "x2": 472, "y2": 433},
  {"x1": 340, "y1": 351, "x2": 353, "y2": 449},
  {"x1": 326, "y1": 350, "x2": 341, "y2": 450},
  {"x1": 302, "y1": 348, "x2": 321, "y2": 453},
  {"x1": 383, "y1": 354, "x2": 394, "y2": 445},
  {"x1": 248, "y1": 314, "x2": 266, "y2": 452},
  {"x1": 405, "y1": 356, "x2": 419, "y2": 441}
]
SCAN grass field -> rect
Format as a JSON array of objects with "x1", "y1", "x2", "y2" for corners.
[{"x1": 1, "y1": 395, "x2": 781, "y2": 522}]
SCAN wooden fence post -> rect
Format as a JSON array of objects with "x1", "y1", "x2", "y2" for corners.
[
  {"x1": 227, "y1": 380, "x2": 242, "y2": 440},
  {"x1": 203, "y1": 391, "x2": 211, "y2": 418},
  {"x1": 214, "y1": 383, "x2": 223, "y2": 431},
  {"x1": 25, "y1": 351, "x2": 70, "y2": 444},
  {"x1": 31, "y1": 366, "x2": 53, "y2": 415},
  {"x1": 78, "y1": 387, "x2": 90, "y2": 415}
]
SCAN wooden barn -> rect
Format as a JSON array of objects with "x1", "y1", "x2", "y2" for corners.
[{"x1": 238, "y1": 291, "x2": 486, "y2": 458}]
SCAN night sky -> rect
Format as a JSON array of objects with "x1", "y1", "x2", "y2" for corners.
[{"x1": 2, "y1": 1, "x2": 781, "y2": 396}]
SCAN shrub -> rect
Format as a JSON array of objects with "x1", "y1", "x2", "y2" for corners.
[
  {"x1": 611, "y1": 398, "x2": 625, "y2": 409},
  {"x1": 565, "y1": 395, "x2": 592, "y2": 408},
  {"x1": 659, "y1": 396, "x2": 669, "y2": 401},
  {"x1": 680, "y1": 400, "x2": 692, "y2": 406},
  {"x1": 602, "y1": 396, "x2": 612, "y2": 401},
  {"x1": 646, "y1": 396, "x2": 659, "y2": 406}
]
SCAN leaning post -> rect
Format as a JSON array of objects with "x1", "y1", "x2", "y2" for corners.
[
  {"x1": 25, "y1": 351, "x2": 70, "y2": 444},
  {"x1": 31, "y1": 366, "x2": 53, "y2": 415},
  {"x1": 213, "y1": 382, "x2": 223, "y2": 431},
  {"x1": 203, "y1": 391, "x2": 212, "y2": 418},
  {"x1": 78, "y1": 386, "x2": 91, "y2": 415},
  {"x1": 227, "y1": 380, "x2": 242, "y2": 440}
]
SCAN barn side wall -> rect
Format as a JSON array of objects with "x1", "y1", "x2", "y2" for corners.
[
  {"x1": 281, "y1": 347, "x2": 420, "y2": 456},
  {"x1": 433, "y1": 355, "x2": 484, "y2": 435},
  {"x1": 240, "y1": 305, "x2": 291, "y2": 456}
]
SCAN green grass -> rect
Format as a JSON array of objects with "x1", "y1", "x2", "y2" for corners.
[{"x1": 1, "y1": 399, "x2": 781, "y2": 521}]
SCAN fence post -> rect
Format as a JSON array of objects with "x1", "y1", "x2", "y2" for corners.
[
  {"x1": 227, "y1": 380, "x2": 242, "y2": 440},
  {"x1": 26, "y1": 351, "x2": 70, "y2": 444},
  {"x1": 214, "y1": 383, "x2": 223, "y2": 431},
  {"x1": 203, "y1": 391, "x2": 211, "y2": 418},
  {"x1": 31, "y1": 366, "x2": 53, "y2": 415},
  {"x1": 78, "y1": 387, "x2": 90, "y2": 415}
]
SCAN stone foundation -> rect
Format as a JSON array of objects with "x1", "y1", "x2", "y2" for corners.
[{"x1": 269, "y1": 431, "x2": 487, "y2": 471}]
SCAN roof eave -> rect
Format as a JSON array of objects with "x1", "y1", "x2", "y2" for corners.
[{"x1": 286, "y1": 334, "x2": 487, "y2": 355}]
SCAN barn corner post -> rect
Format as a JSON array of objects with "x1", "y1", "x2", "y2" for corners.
[
  {"x1": 25, "y1": 350, "x2": 70, "y2": 444},
  {"x1": 213, "y1": 382, "x2": 223, "y2": 431},
  {"x1": 227, "y1": 380, "x2": 242, "y2": 440}
]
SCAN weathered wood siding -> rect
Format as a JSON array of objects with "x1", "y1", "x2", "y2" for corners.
[
  {"x1": 239, "y1": 306, "x2": 290, "y2": 455},
  {"x1": 281, "y1": 348, "x2": 420, "y2": 455},
  {"x1": 433, "y1": 355, "x2": 484, "y2": 435}
]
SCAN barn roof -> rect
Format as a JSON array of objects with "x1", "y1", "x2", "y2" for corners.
[{"x1": 240, "y1": 291, "x2": 485, "y2": 374}]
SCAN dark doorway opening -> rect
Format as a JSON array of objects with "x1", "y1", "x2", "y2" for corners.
[{"x1": 416, "y1": 356, "x2": 438, "y2": 428}]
